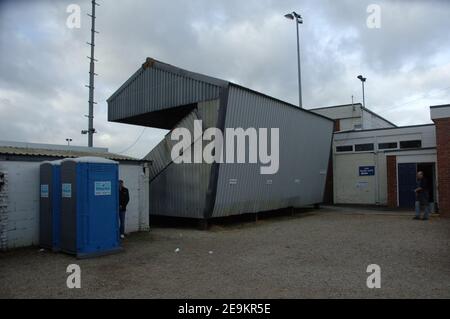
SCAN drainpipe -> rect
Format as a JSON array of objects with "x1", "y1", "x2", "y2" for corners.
[
  {"x1": 374, "y1": 136, "x2": 380, "y2": 205},
  {"x1": 139, "y1": 162, "x2": 151, "y2": 231}
]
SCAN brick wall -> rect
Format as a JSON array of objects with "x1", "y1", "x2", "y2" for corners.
[
  {"x1": 387, "y1": 155, "x2": 397, "y2": 208},
  {"x1": 334, "y1": 119, "x2": 340, "y2": 132},
  {"x1": 434, "y1": 118, "x2": 450, "y2": 217}
]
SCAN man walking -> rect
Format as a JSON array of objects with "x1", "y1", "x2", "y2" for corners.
[
  {"x1": 413, "y1": 171, "x2": 431, "y2": 220},
  {"x1": 119, "y1": 179, "x2": 130, "y2": 239}
]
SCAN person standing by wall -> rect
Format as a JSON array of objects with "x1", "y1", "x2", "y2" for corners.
[
  {"x1": 413, "y1": 171, "x2": 431, "y2": 220},
  {"x1": 119, "y1": 180, "x2": 130, "y2": 238}
]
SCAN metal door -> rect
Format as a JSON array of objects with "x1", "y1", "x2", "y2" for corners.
[{"x1": 398, "y1": 163, "x2": 417, "y2": 208}]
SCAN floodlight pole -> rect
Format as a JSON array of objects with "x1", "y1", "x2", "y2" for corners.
[
  {"x1": 285, "y1": 12, "x2": 303, "y2": 108},
  {"x1": 361, "y1": 80, "x2": 365, "y2": 107},
  {"x1": 357, "y1": 75, "x2": 367, "y2": 108},
  {"x1": 295, "y1": 18, "x2": 302, "y2": 108}
]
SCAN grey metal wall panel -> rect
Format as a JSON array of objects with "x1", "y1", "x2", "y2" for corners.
[
  {"x1": 148, "y1": 144, "x2": 212, "y2": 219},
  {"x1": 146, "y1": 102, "x2": 219, "y2": 218},
  {"x1": 212, "y1": 85, "x2": 334, "y2": 217},
  {"x1": 197, "y1": 99, "x2": 220, "y2": 129},
  {"x1": 108, "y1": 64, "x2": 221, "y2": 122},
  {"x1": 143, "y1": 102, "x2": 219, "y2": 181},
  {"x1": 144, "y1": 110, "x2": 201, "y2": 180}
]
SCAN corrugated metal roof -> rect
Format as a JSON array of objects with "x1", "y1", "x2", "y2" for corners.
[
  {"x1": 0, "y1": 145, "x2": 140, "y2": 162},
  {"x1": 108, "y1": 57, "x2": 334, "y2": 127},
  {"x1": 107, "y1": 58, "x2": 225, "y2": 125}
]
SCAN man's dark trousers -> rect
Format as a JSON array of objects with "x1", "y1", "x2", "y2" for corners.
[{"x1": 119, "y1": 210, "x2": 126, "y2": 236}]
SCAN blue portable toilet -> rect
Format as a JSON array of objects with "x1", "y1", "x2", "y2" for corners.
[
  {"x1": 39, "y1": 160, "x2": 62, "y2": 251},
  {"x1": 60, "y1": 157, "x2": 122, "y2": 258}
]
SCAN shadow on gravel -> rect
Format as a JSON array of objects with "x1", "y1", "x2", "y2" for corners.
[{"x1": 149, "y1": 206, "x2": 320, "y2": 230}]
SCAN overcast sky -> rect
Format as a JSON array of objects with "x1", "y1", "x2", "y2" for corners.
[{"x1": 1, "y1": 0, "x2": 449, "y2": 158}]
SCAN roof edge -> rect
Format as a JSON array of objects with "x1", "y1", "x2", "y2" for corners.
[
  {"x1": 430, "y1": 103, "x2": 450, "y2": 109},
  {"x1": 361, "y1": 106, "x2": 397, "y2": 127},
  {"x1": 228, "y1": 83, "x2": 335, "y2": 123},
  {"x1": 107, "y1": 57, "x2": 228, "y2": 103},
  {"x1": 334, "y1": 123, "x2": 435, "y2": 134},
  {"x1": 309, "y1": 103, "x2": 363, "y2": 111}
]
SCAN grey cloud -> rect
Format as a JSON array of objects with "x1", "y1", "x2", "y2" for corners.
[{"x1": 1, "y1": 0, "x2": 449, "y2": 158}]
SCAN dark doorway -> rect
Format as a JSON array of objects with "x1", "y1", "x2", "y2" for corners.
[
  {"x1": 397, "y1": 162, "x2": 436, "y2": 208},
  {"x1": 398, "y1": 163, "x2": 417, "y2": 208},
  {"x1": 417, "y1": 163, "x2": 435, "y2": 203}
]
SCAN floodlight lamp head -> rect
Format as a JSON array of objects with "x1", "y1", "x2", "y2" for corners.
[
  {"x1": 284, "y1": 13, "x2": 294, "y2": 20},
  {"x1": 357, "y1": 75, "x2": 366, "y2": 82}
]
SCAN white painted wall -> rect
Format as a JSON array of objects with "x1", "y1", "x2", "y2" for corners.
[
  {"x1": 430, "y1": 105, "x2": 450, "y2": 120},
  {"x1": 312, "y1": 104, "x2": 362, "y2": 120},
  {"x1": 334, "y1": 124, "x2": 436, "y2": 149},
  {"x1": 311, "y1": 104, "x2": 394, "y2": 131},
  {"x1": 340, "y1": 118, "x2": 362, "y2": 131},
  {"x1": 333, "y1": 150, "x2": 438, "y2": 205},
  {"x1": 0, "y1": 160, "x2": 149, "y2": 250},
  {"x1": 118, "y1": 164, "x2": 150, "y2": 233},
  {"x1": 362, "y1": 110, "x2": 395, "y2": 129},
  {"x1": 332, "y1": 124, "x2": 437, "y2": 205},
  {"x1": 1, "y1": 161, "x2": 40, "y2": 248},
  {"x1": 334, "y1": 153, "x2": 378, "y2": 204}
]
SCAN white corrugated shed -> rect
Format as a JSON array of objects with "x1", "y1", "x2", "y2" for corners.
[{"x1": 0, "y1": 141, "x2": 150, "y2": 250}]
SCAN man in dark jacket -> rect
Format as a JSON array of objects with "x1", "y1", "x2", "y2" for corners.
[
  {"x1": 119, "y1": 180, "x2": 130, "y2": 238},
  {"x1": 414, "y1": 171, "x2": 431, "y2": 220}
]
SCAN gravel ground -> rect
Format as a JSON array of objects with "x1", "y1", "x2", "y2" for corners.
[{"x1": 1, "y1": 206, "x2": 449, "y2": 298}]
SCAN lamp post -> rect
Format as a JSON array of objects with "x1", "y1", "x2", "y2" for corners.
[
  {"x1": 284, "y1": 11, "x2": 303, "y2": 108},
  {"x1": 66, "y1": 138, "x2": 73, "y2": 146},
  {"x1": 357, "y1": 75, "x2": 367, "y2": 107}
]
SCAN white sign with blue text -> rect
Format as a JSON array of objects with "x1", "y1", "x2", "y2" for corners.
[
  {"x1": 94, "y1": 181, "x2": 112, "y2": 196},
  {"x1": 40, "y1": 184, "x2": 49, "y2": 198},
  {"x1": 62, "y1": 183, "x2": 72, "y2": 198}
]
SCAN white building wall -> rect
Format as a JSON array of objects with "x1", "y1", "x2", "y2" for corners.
[
  {"x1": 312, "y1": 104, "x2": 362, "y2": 120},
  {"x1": 118, "y1": 164, "x2": 150, "y2": 233},
  {"x1": 1, "y1": 161, "x2": 40, "y2": 248},
  {"x1": 0, "y1": 160, "x2": 149, "y2": 251},
  {"x1": 334, "y1": 153, "x2": 378, "y2": 204},
  {"x1": 311, "y1": 105, "x2": 394, "y2": 131},
  {"x1": 339, "y1": 118, "x2": 362, "y2": 131},
  {"x1": 334, "y1": 125, "x2": 436, "y2": 148},
  {"x1": 332, "y1": 125, "x2": 437, "y2": 205},
  {"x1": 362, "y1": 110, "x2": 395, "y2": 129},
  {"x1": 377, "y1": 152, "x2": 388, "y2": 204}
]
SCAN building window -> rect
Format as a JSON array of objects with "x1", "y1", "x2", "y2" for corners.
[
  {"x1": 353, "y1": 124, "x2": 362, "y2": 130},
  {"x1": 378, "y1": 142, "x2": 398, "y2": 150},
  {"x1": 355, "y1": 143, "x2": 374, "y2": 152},
  {"x1": 400, "y1": 140, "x2": 422, "y2": 149},
  {"x1": 336, "y1": 145, "x2": 353, "y2": 152}
]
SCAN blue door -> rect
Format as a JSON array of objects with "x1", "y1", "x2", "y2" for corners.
[
  {"x1": 84, "y1": 163, "x2": 119, "y2": 253},
  {"x1": 398, "y1": 163, "x2": 417, "y2": 208}
]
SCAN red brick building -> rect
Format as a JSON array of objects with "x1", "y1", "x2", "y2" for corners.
[
  {"x1": 314, "y1": 103, "x2": 450, "y2": 218},
  {"x1": 430, "y1": 104, "x2": 450, "y2": 217}
]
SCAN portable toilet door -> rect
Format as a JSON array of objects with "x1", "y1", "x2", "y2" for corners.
[
  {"x1": 39, "y1": 160, "x2": 62, "y2": 251},
  {"x1": 60, "y1": 156, "x2": 122, "y2": 258}
]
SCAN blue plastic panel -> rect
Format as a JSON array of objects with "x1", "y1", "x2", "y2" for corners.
[{"x1": 75, "y1": 162, "x2": 120, "y2": 255}]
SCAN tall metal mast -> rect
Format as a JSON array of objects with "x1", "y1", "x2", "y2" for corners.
[
  {"x1": 82, "y1": 0, "x2": 99, "y2": 147},
  {"x1": 284, "y1": 11, "x2": 303, "y2": 108}
]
